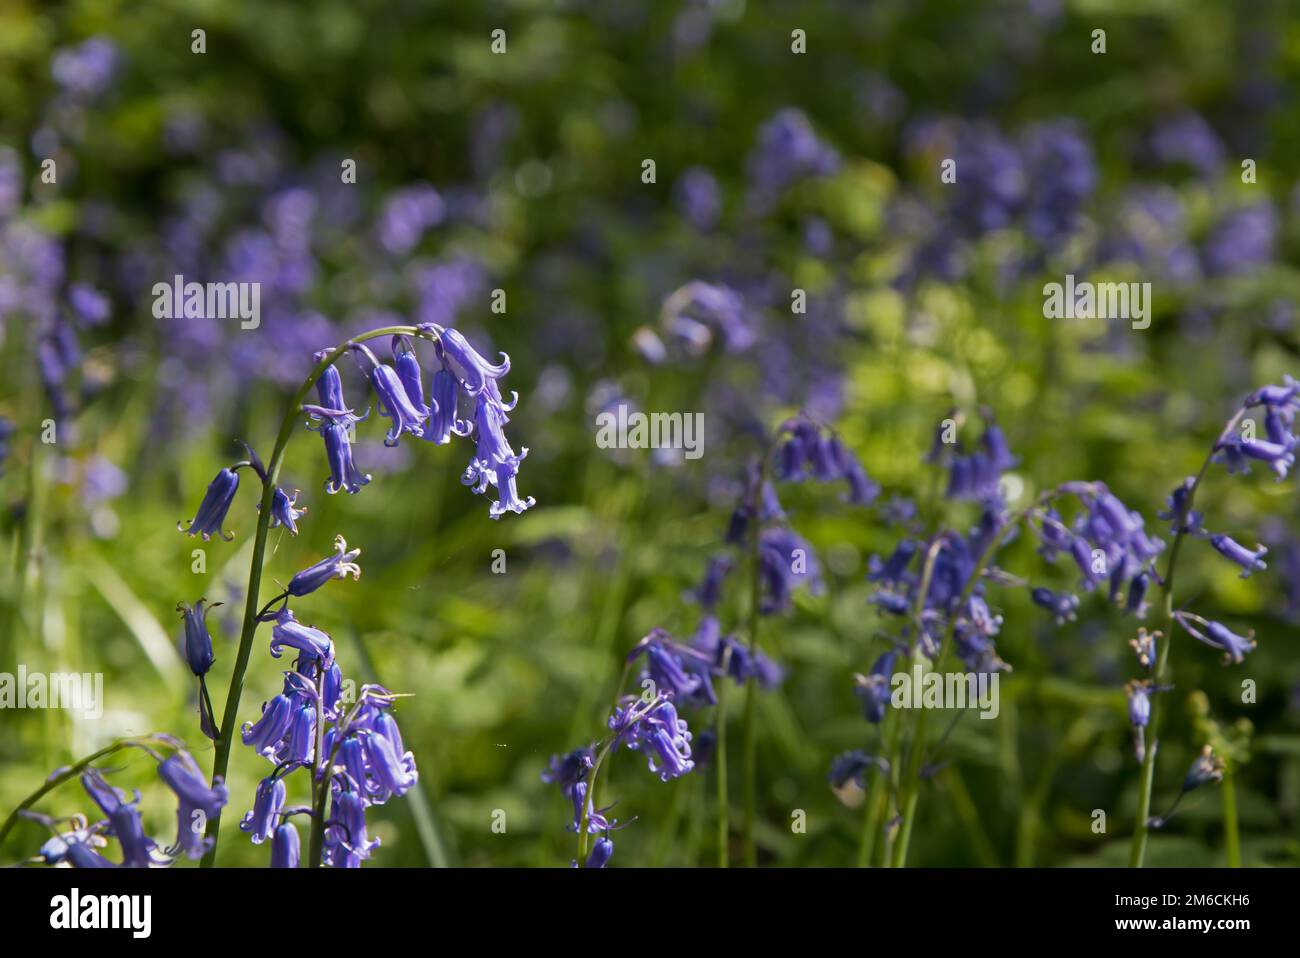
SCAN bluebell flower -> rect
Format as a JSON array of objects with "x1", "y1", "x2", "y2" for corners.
[
  {"x1": 628, "y1": 628, "x2": 716, "y2": 707},
  {"x1": 82, "y1": 768, "x2": 128, "y2": 817},
  {"x1": 64, "y1": 841, "x2": 118, "y2": 868},
  {"x1": 177, "y1": 599, "x2": 218, "y2": 676},
  {"x1": 393, "y1": 343, "x2": 432, "y2": 415},
  {"x1": 542, "y1": 748, "x2": 594, "y2": 795},
  {"x1": 1173, "y1": 612, "x2": 1256, "y2": 664},
  {"x1": 690, "y1": 554, "x2": 733, "y2": 611},
  {"x1": 1209, "y1": 534, "x2": 1267, "y2": 578},
  {"x1": 242, "y1": 693, "x2": 295, "y2": 758},
  {"x1": 758, "y1": 526, "x2": 822, "y2": 613},
  {"x1": 110, "y1": 802, "x2": 159, "y2": 867},
  {"x1": 324, "y1": 789, "x2": 380, "y2": 868},
  {"x1": 622, "y1": 698, "x2": 694, "y2": 782},
  {"x1": 854, "y1": 650, "x2": 897, "y2": 724},
  {"x1": 675, "y1": 166, "x2": 721, "y2": 232},
  {"x1": 436, "y1": 327, "x2": 510, "y2": 396},
  {"x1": 1125, "y1": 680, "x2": 1155, "y2": 761},
  {"x1": 157, "y1": 751, "x2": 228, "y2": 859},
  {"x1": 287, "y1": 534, "x2": 362, "y2": 596},
  {"x1": 462, "y1": 390, "x2": 535, "y2": 518},
  {"x1": 304, "y1": 359, "x2": 367, "y2": 428},
  {"x1": 828, "y1": 750, "x2": 886, "y2": 807},
  {"x1": 869, "y1": 540, "x2": 918, "y2": 585},
  {"x1": 240, "y1": 775, "x2": 286, "y2": 844},
  {"x1": 1234, "y1": 437, "x2": 1295, "y2": 480},
  {"x1": 317, "y1": 420, "x2": 371, "y2": 495},
  {"x1": 424, "y1": 366, "x2": 472, "y2": 445},
  {"x1": 872, "y1": 590, "x2": 911, "y2": 616},
  {"x1": 1129, "y1": 627, "x2": 1158, "y2": 670},
  {"x1": 179, "y1": 467, "x2": 240, "y2": 540},
  {"x1": 1031, "y1": 587, "x2": 1079, "y2": 625},
  {"x1": 1181, "y1": 746, "x2": 1225, "y2": 792},
  {"x1": 363, "y1": 714, "x2": 418, "y2": 800},
  {"x1": 352, "y1": 343, "x2": 427, "y2": 445},
  {"x1": 715, "y1": 635, "x2": 784, "y2": 690},
  {"x1": 283, "y1": 704, "x2": 316, "y2": 765},
  {"x1": 268, "y1": 487, "x2": 306, "y2": 535},
  {"x1": 271, "y1": 821, "x2": 300, "y2": 868},
  {"x1": 269, "y1": 609, "x2": 335, "y2": 667},
  {"x1": 584, "y1": 836, "x2": 614, "y2": 868},
  {"x1": 1157, "y1": 477, "x2": 1202, "y2": 534}
]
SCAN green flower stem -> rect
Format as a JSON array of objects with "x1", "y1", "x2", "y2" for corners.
[
  {"x1": 577, "y1": 660, "x2": 632, "y2": 865},
  {"x1": 857, "y1": 705, "x2": 897, "y2": 867},
  {"x1": 1129, "y1": 410, "x2": 1243, "y2": 869},
  {"x1": 199, "y1": 325, "x2": 431, "y2": 868},
  {"x1": 0, "y1": 736, "x2": 180, "y2": 850},
  {"x1": 740, "y1": 443, "x2": 776, "y2": 868},
  {"x1": 1222, "y1": 766, "x2": 1241, "y2": 867},
  {"x1": 715, "y1": 647, "x2": 731, "y2": 868}
]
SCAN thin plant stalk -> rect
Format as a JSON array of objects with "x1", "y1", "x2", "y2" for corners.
[{"x1": 1222, "y1": 766, "x2": 1241, "y2": 868}]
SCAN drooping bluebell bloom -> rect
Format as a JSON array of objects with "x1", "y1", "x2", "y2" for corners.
[
  {"x1": 304, "y1": 357, "x2": 369, "y2": 429},
  {"x1": 352, "y1": 343, "x2": 427, "y2": 446},
  {"x1": 620, "y1": 697, "x2": 694, "y2": 782},
  {"x1": 176, "y1": 599, "x2": 218, "y2": 676},
  {"x1": 1157, "y1": 477, "x2": 1201, "y2": 534},
  {"x1": 1031, "y1": 587, "x2": 1079, "y2": 625},
  {"x1": 271, "y1": 821, "x2": 300, "y2": 868},
  {"x1": 242, "y1": 693, "x2": 295, "y2": 758},
  {"x1": 584, "y1": 836, "x2": 614, "y2": 869},
  {"x1": 758, "y1": 526, "x2": 823, "y2": 614},
  {"x1": 37, "y1": 819, "x2": 100, "y2": 865},
  {"x1": 179, "y1": 467, "x2": 240, "y2": 541},
  {"x1": 424, "y1": 366, "x2": 472, "y2": 445},
  {"x1": 462, "y1": 390, "x2": 535, "y2": 518},
  {"x1": 662, "y1": 281, "x2": 754, "y2": 355},
  {"x1": 157, "y1": 751, "x2": 228, "y2": 859},
  {"x1": 287, "y1": 534, "x2": 362, "y2": 596},
  {"x1": 628, "y1": 628, "x2": 716, "y2": 707},
  {"x1": 239, "y1": 775, "x2": 286, "y2": 844},
  {"x1": 109, "y1": 802, "x2": 159, "y2": 868},
  {"x1": 362, "y1": 712, "x2": 419, "y2": 800},
  {"x1": 869, "y1": 540, "x2": 918, "y2": 585},
  {"x1": 269, "y1": 608, "x2": 335, "y2": 666},
  {"x1": 854, "y1": 649, "x2": 897, "y2": 724},
  {"x1": 872, "y1": 589, "x2": 910, "y2": 616},
  {"x1": 268, "y1": 487, "x2": 306, "y2": 535},
  {"x1": 283, "y1": 704, "x2": 316, "y2": 766},
  {"x1": 1173, "y1": 612, "x2": 1256, "y2": 664},
  {"x1": 542, "y1": 748, "x2": 594, "y2": 796},
  {"x1": 1125, "y1": 680, "x2": 1155, "y2": 761},
  {"x1": 393, "y1": 343, "x2": 432, "y2": 419},
  {"x1": 322, "y1": 661, "x2": 343, "y2": 720},
  {"x1": 324, "y1": 789, "x2": 380, "y2": 868},
  {"x1": 64, "y1": 839, "x2": 118, "y2": 868},
  {"x1": 1181, "y1": 746, "x2": 1225, "y2": 793},
  {"x1": 1129, "y1": 627, "x2": 1158, "y2": 670},
  {"x1": 828, "y1": 750, "x2": 886, "y2": 807},
  {"x1": 317, "y1": 420, "x2": 371, "y2": 495},
  {"x1": 436, "y1": 327, "x2": 510, "y2": 396},
  {"x1": 82, "y1": 767, "x2": 128, "y2": 817},
  {"x1": 1125, "y1": 571, "x2": 1151, "y2": 615},
  {"x1": 1209, "y1": 534, "x2": 1267, "y2": 578},
  {"x1": 714, "y1": 635, "x2": 784, "y2": 691},
  {"x1": 690, "y1": 554, "x2": 732, "y2": 611}
]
